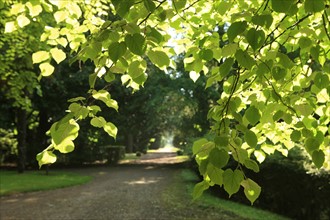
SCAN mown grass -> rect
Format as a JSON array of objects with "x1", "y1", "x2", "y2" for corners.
[
  {"x1": 163, "y1": 168, "x2": 290, "y2": 220},
  {"x1": 0, "y1": 170, "x2": 92, "y2": 196}
]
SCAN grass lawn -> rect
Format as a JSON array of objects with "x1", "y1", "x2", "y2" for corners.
[
  {"x1": 163, "y1": 168, "x2": 290, "y2": 220},
  {"x1": 0, "y1": 170, "x2": 92, "y2": 196}
]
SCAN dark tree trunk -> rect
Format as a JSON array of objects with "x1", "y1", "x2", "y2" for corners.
[
  {"x1": 126, "y1": 133, "x2": 133, "y2": 153},
  {"x1": 16, "y1": 108, "x2": 27, "y2": 173}
]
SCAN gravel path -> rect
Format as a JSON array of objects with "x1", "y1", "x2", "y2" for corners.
[{"x1": 0, "y1": 151, "x2": 244, "y2": 220}]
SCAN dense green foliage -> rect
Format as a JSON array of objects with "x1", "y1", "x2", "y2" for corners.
[{"x1": 1, "y1": 0, "x2": 329, "y2": 204}]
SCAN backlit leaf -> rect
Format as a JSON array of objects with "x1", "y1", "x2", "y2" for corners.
[
  {"x1": 147, "y1": 50, "x2": 170, "y2": 68},
  {"x1": 104, "y1": 122, "x2": 118, "y2": 139},
  {"x1": 54, "y1": 11, "x2": 67, "y2": 23},
  {"x1": 90, "y1": 116, "x2": 106, "y2": 128},
  {"x1": 33, "y1": 51, "x2": 50, "y2": 64},
  {"x1": 207, "y1": 163, "x2": 224, "y2": 185},
  {"x1": 50, "y1": 48, "x2": 66, "y2": 64},
  {"x1": 39, "y1": 62, "x2": 55, "y2": 77},
  {"x1": 36, "y1": 151, "x2": 57, "y2": 168},
  {"x1": 193, "y1": 180, "x2": 209, "y2": 200},
  {"x1": 5, "y1": 21, "x2": 17, "y2": 33},
  {"x1": 17, "y1": 14, "x2": 30, "y2": 28},
  {"x1": 241, "y1": 179, "x2": 261, "y2": 205}
]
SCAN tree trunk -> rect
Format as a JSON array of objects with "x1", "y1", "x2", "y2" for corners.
[
  {"x1": 16, "y1": 108, "x2": 27, "y2": 173},
  {"x1": 126, "y1": 133, "x2": 133, "y2": 153}
]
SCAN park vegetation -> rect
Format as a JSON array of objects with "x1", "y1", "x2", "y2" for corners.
[{"x1": 0, "y1": 0, "x2": 329, "y2": 218}]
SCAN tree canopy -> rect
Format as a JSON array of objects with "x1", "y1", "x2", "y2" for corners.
[{"x1": 1, "y1": 0, "x2": 329, "y2": 204}]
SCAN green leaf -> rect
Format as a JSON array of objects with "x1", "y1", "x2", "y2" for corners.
[
  {"x1": 314, "y1": 72, "x2": 329, "y2": 89},
  {"x1": 244, "y1": 130, "x2": 258, "y2": 148},
  {"x1": 193, "y1": 180, "x2": 209, "y2": 200},
  {"x1": 219, "y1": 57, "x2": 234, "y2": 78},
  {"x1": 193, "y1": 138, "x2": 212, "y2": 157},
  {"x1": 271, "y1": 0, "x2": 295, "y2": 14},
  {"x1": 222, "y1": 43, "x2": 238, "y2": 57},
  {"x1": 295, "y1": 104, "x2": 314, "y2": 117},
  {"x1": 89, "y1": 73, "x2": 97, "y2": 89},
  {"x1": 50, "y1": 48, "x2": 66, "y2": 64},
  {"x1": 36, "y1": 151, "x2": 57, "y2": 168},
  {"x1": 68, "y1": 97, "x2": 86, "y2": 102},
  {"x1": 147, "y1": 28, "x2": 163, "y2": 43},
  {"x1": 216, "y1": 1, "x2": 231, "y2": 15},
  {"x1": 244, "y1": 159, "x2": 260, "y2": 173},
  {"x1": 128, "y1": 60, "x2": 144, "y2": 79},
  {"x1": 241, "y1": 179, "x2": 261, "y2": 205},
  {"x1": 312, "y1": 150, "x2": 325, "y2": 169},
  {"x1": 108, "y1": 42, "x2": 127, "y2": 62},
  {"x1": 112, "y1": 0, "x2": 134, "y2": 17},
  {"x1": 272, "y1": 66, "x2": 287, "y2": 81},
  {"x1": 33, "y1": 51, "x2": 50, "y2": 64},
  {"x1": 125, "y1": 33, "x2": 146, "y2": 55},
  {"x1": 223, "y1": 169, "x2": 244, "y2": 197},
  {"x1": 90, "y1": 116, "x2": 106, "y2": 128},
  {"x1": 235, "y1": 50, "x2": 255, "y2": 70},
  {"x1": 251, "y1": 14, "x2": 273, "y2": 29},
  {"x1": 147, "y1": 50, "x2": 170, "y2": 68},
  {"x1": 39, "y1": 62, "x2": 55, "y2": 77},
  {"x1": 245, "y1": 106, "x2": 261, "y2": 126},
  {"x1": 305, "y1": 138, "x2": 320, "y2": 152},
  {"x1": 290, "y1": 130, "x2": 301, "y2": 142},
  {"x1": 227, "y1": 21, "x2": 247, "y2": 42},
  {"x1": 214, "y1": 135, "x2": 229, "y2": 148},
  {"x1": 143, "y1": 0, "x2": 156, "y2": 12},
  {"x1": 207, "y1": 163, "x2": 224, "y2": 185},
  {"x1": 273, "y1": 110, "x2": 284, "y2": 122},
  {"x1": 173, "y1": 0, "x2": 186, "y2": 10},
  {"x1": 304, "y1": 0, "x2": 325, "y2": 13},
  {"x1": 69, "y1": 103, "x2": 89, "y2": 119},
  {"x1": 199, "y1": 49, "x2": 213, "y2": 61},
  {"x1": 104, "y1": 122, "x2": 118, "y2": 139},
  {"x1": 209, "y1": 148, "x2": 229, "y2": 169},
  {"x1": 246, "y1": 28, "x2": 265, "y2": 51},
  {"x1": 193, "y1": 138, "x2": 215, "y2": 157},
  {"x1": 298, "y1": 37, "x2": 312, "y2": 49}
]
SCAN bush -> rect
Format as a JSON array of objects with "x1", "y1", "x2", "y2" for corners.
[{"x1": 0, "y1": 128, "x2": 17, "y2": 164}]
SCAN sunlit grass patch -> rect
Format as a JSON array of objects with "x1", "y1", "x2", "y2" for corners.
[{"x1": 0, "y1": 170, "x2": 92, "y2": 196}]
